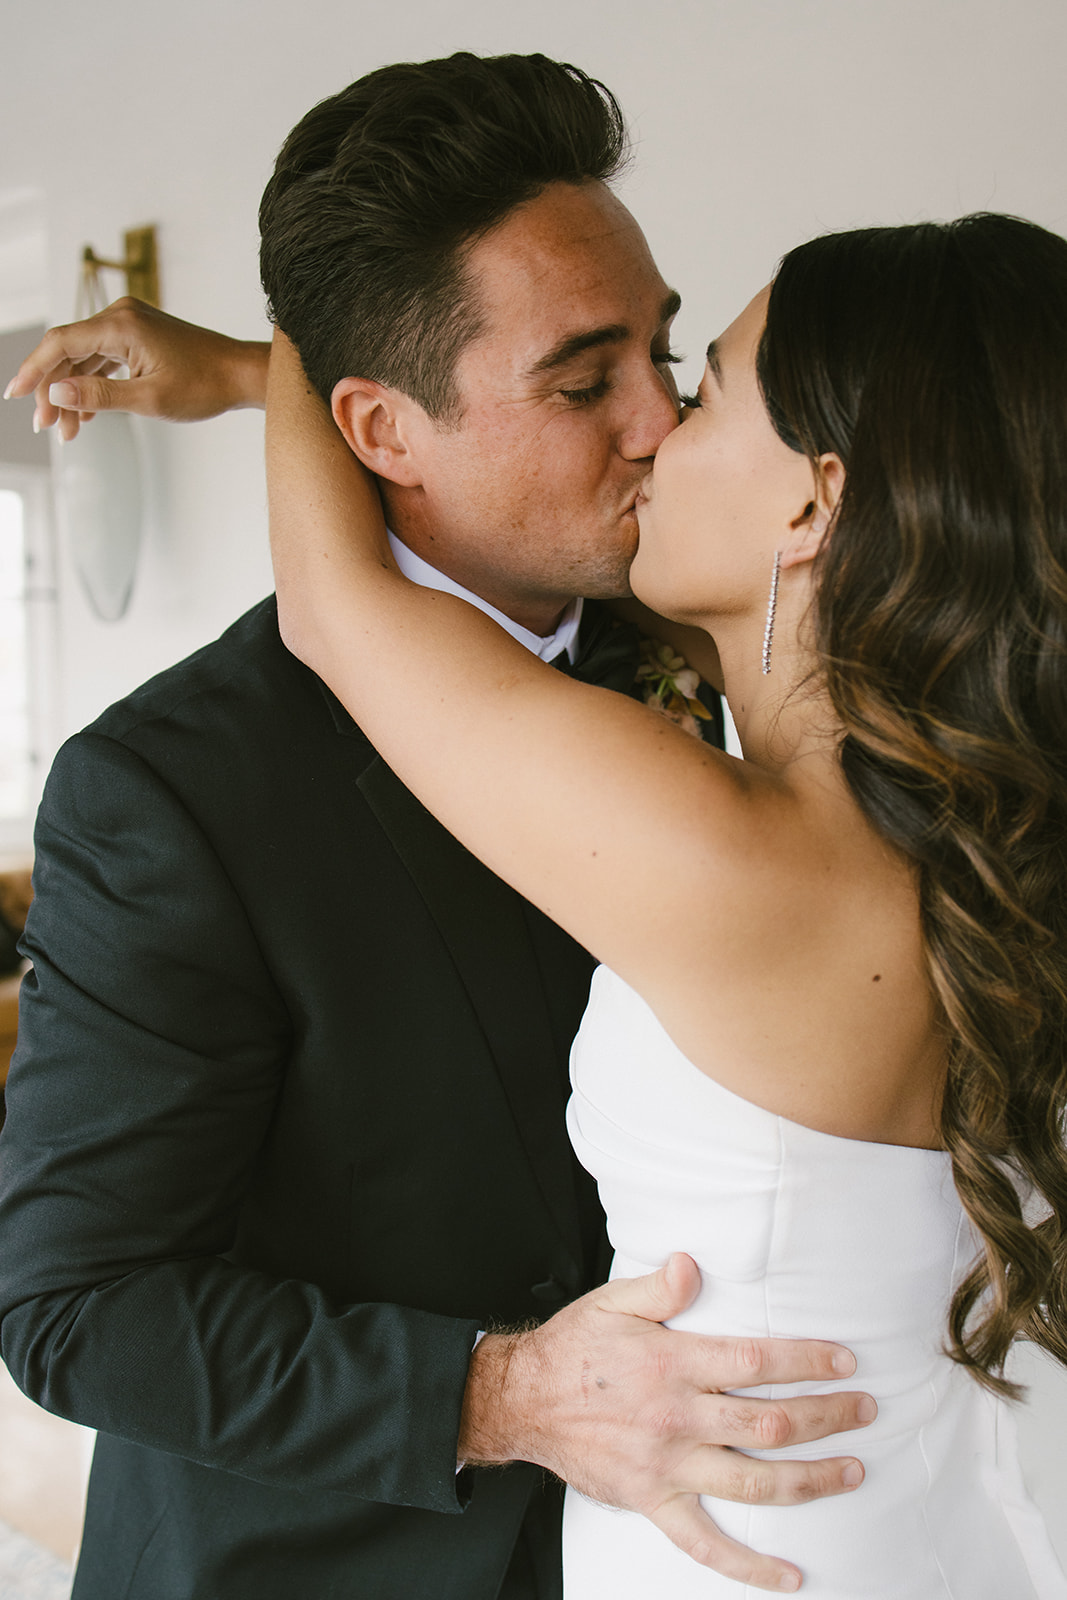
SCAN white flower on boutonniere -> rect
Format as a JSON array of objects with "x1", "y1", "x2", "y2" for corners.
[{"x1": 635, "y1": 639, "x2": 713, "y2": 739}]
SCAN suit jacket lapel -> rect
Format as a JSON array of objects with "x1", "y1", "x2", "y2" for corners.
[{"x1": 355, "y1": 751, "x2": 586, "y2": 1267}]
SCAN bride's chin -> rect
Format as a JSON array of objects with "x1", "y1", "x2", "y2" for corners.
[
  {"x1": 629, "y1": 559, "x2": 711, "y2": 631},
  {"x1": 628, "y1": 544, "x2": 667, "y2": 612},
  {"x1": 626, "y1": 552, "x2": 652, "y2": 606}
]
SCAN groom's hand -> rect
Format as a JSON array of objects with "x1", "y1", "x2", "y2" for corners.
[{"x1": 459, "y1": 1252, "x2": 875, "y2": 1594}]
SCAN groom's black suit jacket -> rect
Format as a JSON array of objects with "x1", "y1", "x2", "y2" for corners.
[{"x1": 0, "y1": 597, "x2": 632, "y2": 1600}]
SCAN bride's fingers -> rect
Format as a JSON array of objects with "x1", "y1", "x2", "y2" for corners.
[
  {"x1": 695, "y1": 1387, "x2": 877, "y2": 1451},
  {"x1": 57, "y1": 409, "x2": 89, "y2": 443},
  {"x1": 31, "y1": 357, "x2": 78, "y2": 431},
  {"x1": 70, "y1": 355, "x2": 121, "y2": 378},
  {"x1": 650, "y1": 1496, "x2": 802, "y2": 1592},
  {"x1": 6, "y1": 302, "x2": 148, "y2": 402},
  {"x1": 28, "y1": 356, "x2": 118, "y2": 433}
]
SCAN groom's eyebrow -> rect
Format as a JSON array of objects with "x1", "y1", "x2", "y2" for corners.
[{"x1": 526, "y1": 290, "x2": 682, "y2": 377}]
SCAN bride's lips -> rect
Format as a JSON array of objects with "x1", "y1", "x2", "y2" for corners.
[{"x1": 633, "y1": 472, "x2": 654, "y2": 511}]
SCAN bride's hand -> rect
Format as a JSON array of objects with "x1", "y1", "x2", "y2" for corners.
[{"x1": 3, "y1": 298, "x2": 269, "y2": 441}]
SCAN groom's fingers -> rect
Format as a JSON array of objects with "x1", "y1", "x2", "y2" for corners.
[
  {"x1": 650, "y1": 1497, "x2": 802, "y2": 1593},
  {"x1": 675, "y1": 1330, "x2": 859, "y2": 1388},
  {"x1": 592, "y1": 1249, "x2": 703, "y2": 1321},
  {"x1": 596, "y1": 1260, "x2": 860, "y2": 1392},
  {"x1": 680, "y1": 1441, "x2": 864, "y2": 1507},
  {"x1": 696, "y1": 1387, "x2": 877, "y2": 1451}
]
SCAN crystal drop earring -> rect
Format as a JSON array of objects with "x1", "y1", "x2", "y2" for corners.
[{"x1": 761, "y1": 551, "x2": 781, "y2": 675}]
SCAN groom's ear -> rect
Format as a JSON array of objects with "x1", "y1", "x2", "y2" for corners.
[{"x1": 331, "y1": 378, "x2": 426, "y2": 488}]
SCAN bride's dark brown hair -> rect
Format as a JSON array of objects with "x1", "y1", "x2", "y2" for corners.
[{"x1": 757, "y1": 214, "x2": 1067, "y2": 1394}]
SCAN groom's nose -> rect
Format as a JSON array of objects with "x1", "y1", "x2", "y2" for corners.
[{"x1": 617, "y1": 363, "x2": 683, "y2": 462}]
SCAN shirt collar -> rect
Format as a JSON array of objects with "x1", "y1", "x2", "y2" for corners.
[{"x1": 387, "y1": 530, "x2": 583, "y2": 664}]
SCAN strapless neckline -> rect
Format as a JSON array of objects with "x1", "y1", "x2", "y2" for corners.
[{"x1": 583, "y1": 964, "x2": 946, "y2": 1155}]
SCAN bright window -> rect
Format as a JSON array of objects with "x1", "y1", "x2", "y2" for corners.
[
  {"x1": 0, "y1": 470, "x2": 55, "y2": 851},
  {"x1": 0, "y1": 488, "x2": 30, "y2": 821}
]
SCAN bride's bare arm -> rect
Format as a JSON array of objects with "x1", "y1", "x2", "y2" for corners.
[{"x1": 267, "y1": 333, "x2": 745, "y2": 997}]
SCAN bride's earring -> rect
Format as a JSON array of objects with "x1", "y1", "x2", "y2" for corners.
[{"x1": 761, "y1": 550, "x2": 781, "y2": 676}]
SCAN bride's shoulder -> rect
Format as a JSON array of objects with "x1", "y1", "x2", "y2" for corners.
[{"x1": 659, "y1": 743, "x2": 912, "y2": 960}]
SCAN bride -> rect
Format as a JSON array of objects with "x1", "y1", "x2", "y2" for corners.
[{"x1": 265, "y1": 211, "x2": 1067, "y2": 1596}]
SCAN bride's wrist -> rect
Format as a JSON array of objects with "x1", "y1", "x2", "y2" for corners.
[{"x1": 224, "y1": 338, "x2": 271, "y2": 410}]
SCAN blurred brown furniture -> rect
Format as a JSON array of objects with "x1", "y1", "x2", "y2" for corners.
[
  {"x1": 0, "y1": 866, "x2": 32, "y2": 1090},
  {"x1": 0, "y1": 970, "x2": 21, "y2": 1089}
]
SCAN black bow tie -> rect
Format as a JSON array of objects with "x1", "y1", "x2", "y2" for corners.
[{"x1": 549, "y1": 606, "x2": 641, "y2": 695}]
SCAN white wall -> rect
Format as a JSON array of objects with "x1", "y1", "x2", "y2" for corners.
[{"x1": 2, "y1": 0, "x2": 1067, "y2": 1547}]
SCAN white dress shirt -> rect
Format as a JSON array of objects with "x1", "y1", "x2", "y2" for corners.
[{"x1": 387, "y1": 531, "x2": 583, "y2": 664}]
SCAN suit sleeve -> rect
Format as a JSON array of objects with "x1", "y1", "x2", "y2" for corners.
[{"x1": 0, "y1": 730, "x2": 480, "y2": 1513}]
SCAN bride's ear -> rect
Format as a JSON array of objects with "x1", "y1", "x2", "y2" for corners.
[
  {"x1": 780, "y1": 453, "x2": 845, "y2": 570},
  {"x1": 331, "y1": 378, "x2": 425, "y2": 487}
]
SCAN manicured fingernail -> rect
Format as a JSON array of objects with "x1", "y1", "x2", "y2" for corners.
[
  {"x1": 49, "y1": 381, "x2": 77, "y2": 406},
  {"x1": 858, "y1": 1396, "x2": 877, "y2": 1423},
  {"x1": 779, "y1": 1573, "x2": 801, "y2": 1592},
  {"x1": 832, "y1": 1350, "x2": 856, "y2": 1375},
  {"x1": 3, "y1": 379, "x2": 15, "y2": 400},
  {"x1": 32, "y1": 409, "x2": 41, "y2": 433},
  {"x1": 843, "y1": 1461, "x2": 863, "y2": 1488}
]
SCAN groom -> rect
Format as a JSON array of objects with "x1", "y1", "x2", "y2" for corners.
[{"x1": 0, "y1": 53, "x2": 872, "y2": 1600}]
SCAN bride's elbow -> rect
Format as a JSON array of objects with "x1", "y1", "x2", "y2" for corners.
[{"x1": 274, "y1": 598, "x2": 315, "y2": 668}]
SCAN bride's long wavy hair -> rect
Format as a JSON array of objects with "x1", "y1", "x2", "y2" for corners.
[{"x1": 757, "y1": 214, "x2": 1067, "y2": 1394}]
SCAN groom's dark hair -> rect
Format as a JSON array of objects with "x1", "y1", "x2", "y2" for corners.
[{"x1": 259, "y1": 52, "x2": 628, "y2": 425}]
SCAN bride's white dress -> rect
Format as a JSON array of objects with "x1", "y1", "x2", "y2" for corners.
[{"x1": 563, "y1": 965, "x2": 1067, "y2": 1599}]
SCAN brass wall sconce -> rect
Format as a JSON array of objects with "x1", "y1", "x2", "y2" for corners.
[{"x1": 79, "y1": 224, "x2": 160, "y2": 314}]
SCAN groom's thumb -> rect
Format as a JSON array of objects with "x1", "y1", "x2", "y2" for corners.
[{"x1": 597, "y1": 1252, "x2": 701, "y2": 1324}]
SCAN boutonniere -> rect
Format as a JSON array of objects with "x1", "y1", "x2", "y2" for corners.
[{"x1": 636, "y1": 639, "x2": 713, "y2": 740}]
